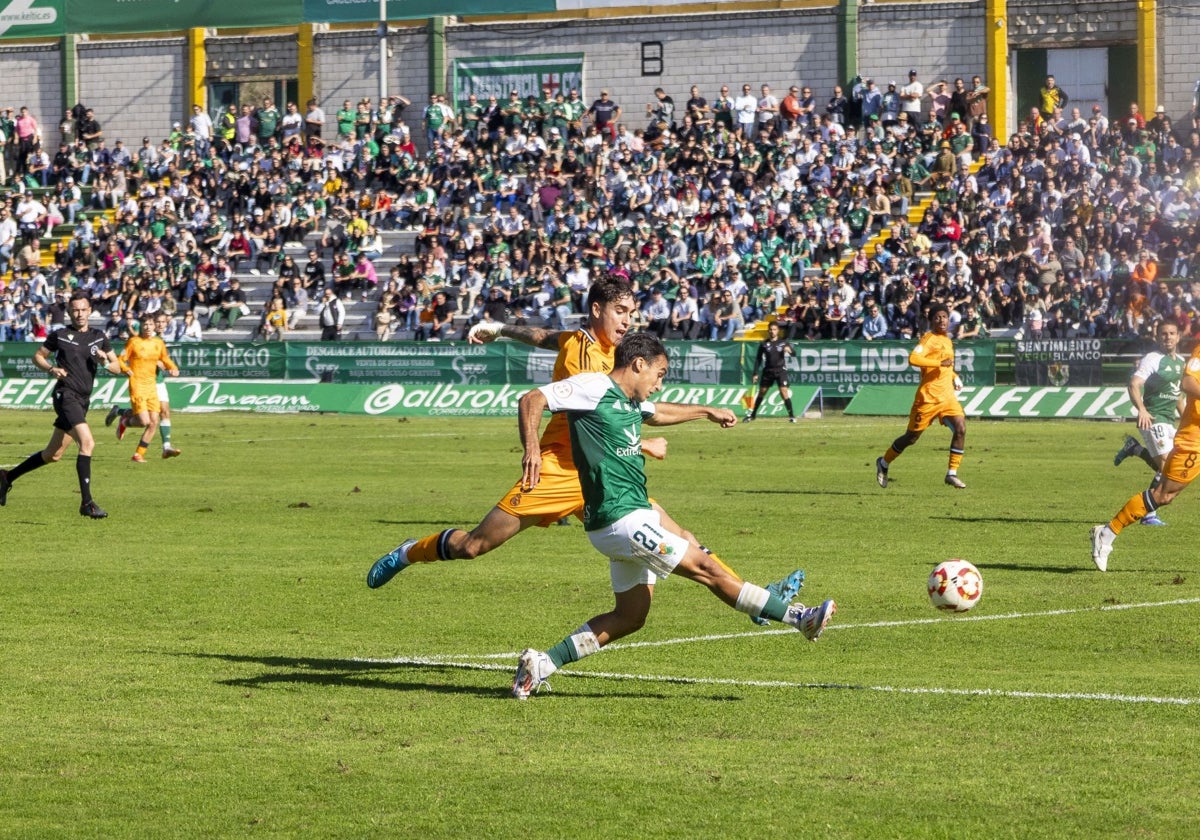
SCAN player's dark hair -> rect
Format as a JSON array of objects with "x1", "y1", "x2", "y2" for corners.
[
  {"x1": 587, "y1": 275, "x2": 634, "y2": 313},
  {"x1": 928, "y1": 302, "x2": 950, "y2": 318},
  {"x1": 615, "y1": 331, "x2": 667, "y2": 369},
  {"x1": 69, "y1": 290, "x2": 90, "y2": 303}
]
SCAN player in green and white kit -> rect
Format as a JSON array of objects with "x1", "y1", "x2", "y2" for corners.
[
  {"x1": 1114, "y1": 321, "x2": 1184, "y2": 525},
  {"x1": 510, "y1": 332, "x2": 836, "y2": 699}
]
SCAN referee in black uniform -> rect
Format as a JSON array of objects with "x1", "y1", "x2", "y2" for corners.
[
  {"x1": 745, "y1": 320, "x2": 798, "y2": 423},
  {"x1": 0, "y1": 291, "x2": 122, "y2": 518}
]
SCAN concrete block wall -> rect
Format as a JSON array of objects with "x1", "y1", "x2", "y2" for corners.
[
  {"x1": 314, "y1": 26, "x2": 429, "y2": 118},
  {"x1": 1007, "y1": 0, "x2": 1136, "y2": 46},
  {"x1": 78, "y1": 39, "x2": 185, "y2": 146},
  {"x1": 0, "y1": 44, "x2": 61, "y2": 144},
  {"x1": 447, "y1": 8, "x2": 840, "y2": 122},
  {"x1": 207, "y1": 34, "x2": 297, "y2": 80},
  {"x1": 857, "y1": 1, "x2": 986, "y2": 90},
  {"x1": 1159, "y1": 0, "x2": 1200, "y2": 122}
]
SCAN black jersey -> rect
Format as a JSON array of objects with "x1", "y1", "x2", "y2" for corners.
[
  {"x1": 42, "y1": 326, "x2": 111, "y2": 398},
  {"x1": 754, "y1": 338, "x2": 792, "y2": 374}
]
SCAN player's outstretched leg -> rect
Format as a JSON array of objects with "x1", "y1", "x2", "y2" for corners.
[{"x1": 105, "y1": 405, "x2": 124, "y2": 428}]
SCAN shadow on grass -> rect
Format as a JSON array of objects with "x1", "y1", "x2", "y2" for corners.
[
  {"x1": 178, "y1": 652, "x2": 684, "y2": 700},
  {"x1": 976, "y1": 562, "x2": 1092, "y2": 575},
  {"x1": 929, "y1": 515, "x2": 1094, "y2": 525},
  {"x1": 732, "y1": 489, "x2": 867, "y2": 497}
]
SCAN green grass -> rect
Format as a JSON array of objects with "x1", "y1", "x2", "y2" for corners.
[{"x1": 1, "y1": 409, "x2": 1198, "y2": 838}]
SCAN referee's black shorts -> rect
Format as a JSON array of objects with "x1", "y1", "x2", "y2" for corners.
[
  {"x1": 761, "y1": 368, "x2": 789, "y2": 389},
  {"x1": 52, "y1": 388, "x2": 91, "y2": 431}
]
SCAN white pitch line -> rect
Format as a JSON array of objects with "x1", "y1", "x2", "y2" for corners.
[
  {"x1": 351, "y1": 655, "x2": 1200, "y2": 707},
  {"x1": 396, "y1": 596, "x2": 1200, "y2": 662}
]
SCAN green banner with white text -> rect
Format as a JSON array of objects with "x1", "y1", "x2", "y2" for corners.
[
  {"x1": 846, "y1": 385, "x2": 1138, "y2": 419},
  {"x1": 452, "y1": 54, "x2": 584, "y2": 114},
  {"x1": 0, "y1": 378, "x2": 819, "y2": 417}
]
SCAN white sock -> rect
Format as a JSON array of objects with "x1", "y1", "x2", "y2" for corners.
[{"x1": 733, "y1": 582, "x2": 770, "y2": 617}]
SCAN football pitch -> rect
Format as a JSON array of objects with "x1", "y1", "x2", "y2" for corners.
[{"x1": 2, "y1": 408, "x2": 1197, "y2": 838}]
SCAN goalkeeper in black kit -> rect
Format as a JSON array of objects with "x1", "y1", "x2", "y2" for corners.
[{"x1": 745, "y1": 321, "x2": 798, "y2": 423}]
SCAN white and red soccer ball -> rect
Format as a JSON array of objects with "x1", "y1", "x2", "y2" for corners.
[{"x1": 927, "y1": 559, "x2": 983, "y2": 612}]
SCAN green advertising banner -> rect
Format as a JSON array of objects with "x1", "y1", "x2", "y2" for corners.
[
  {"x1": 0, "y1": 378, "x2": 820, "y2": 418},
  {"x1": 452, "y1": 53, "x2": 584, "y2": 113},
  {"x1": 304, "y1": 0, "x2": 553, "y2": 25},
  {"x1": 785, "y1": 340, "x2": 996, "y2": 396},
  {"x1": 846, "y1": 385, "x2": 1138, "y2": 419},
  {"x1": 0, "y1": 0, "x2": 63, "y2": 39},
  {"x1": 64, "y1": 0, "x2": 297, "y2": 36}
]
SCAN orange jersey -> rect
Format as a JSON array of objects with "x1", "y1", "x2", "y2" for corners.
[
  {"x1": 909, "y1": 331, "x2": 957, "y2": 405},
  {"x1": 1171, "y1": 346, "x2": 1200, "y2": 453},
  {"x1": 540, "y1": 328, "x2": 615, "y2": 460},
  {"x1": 119, "y1": 335, "x2": 177, "y2": 395}
]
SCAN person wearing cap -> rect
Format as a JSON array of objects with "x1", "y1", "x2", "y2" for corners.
[
  {"x1": 859, "y1": 78, "x2": 883, "y2": 124},
  {"x1": 587, "y1": 88, "x2": 621, "y2": 141},
  {"x1": 900, "y1": 69, "x2": 924, "y2": 119}
]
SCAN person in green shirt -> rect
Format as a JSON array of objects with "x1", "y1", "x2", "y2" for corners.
[
  {"x1": 1113, "y1": 320, "x2": 1185, "y2": 526},
  {"x1": 336, "y1": 100, "x2": 356, "y2": 140},
  {"x1": 510, "y1": 332, "x2": 836, "y2": 699},
  {"x1": 255, "y1": 97, "x2": 280, "y2": 144}
]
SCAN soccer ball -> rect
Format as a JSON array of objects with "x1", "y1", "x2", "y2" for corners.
[{"x1": 927, "y1": 559, "x2": 983, "y2": 612}]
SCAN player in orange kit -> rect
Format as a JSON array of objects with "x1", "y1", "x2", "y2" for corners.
[
  {"x1": 1091, "y1": 342, "x2": 1200, "y2": 571},
  {"x1": 106, "y1": 319, "x2": 180, "y2": 463},
  {"x1": 875, "y1": 302, "x2": 968, "y2": 489}
]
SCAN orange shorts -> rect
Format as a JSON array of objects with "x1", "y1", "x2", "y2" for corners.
[
  {"x1": 129, "y1": 390, "x2": 162, "y2": 416},
  {"x1": 495, "y1": 447, "x2": 585, "y2": 527},
  {"x1": 1161, "y1": 445, "x2": 1200, "y2": 485},
  {"x1": 908, "y1": 399, "x2": 964, "y2": 434}
]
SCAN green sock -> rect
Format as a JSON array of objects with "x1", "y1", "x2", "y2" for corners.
[
  {"x1": 159, "y1": 420, "x2": 172, "y2": 447},
  {"x1": 546, "y1": 624, "x2": 600, "y2": 668},
  {"x1": 759, "y1": 593, "x2": 789, "y2": 623}
]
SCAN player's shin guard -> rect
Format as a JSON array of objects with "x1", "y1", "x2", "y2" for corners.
[
  {"x1": 1110, "y1": 490, "x2": 1154, "y2": 535},
  {"x1": 76, "y1": 454, "x2": 93, "y2": 505},
  {"x1": 883, "y1": 440, "x2": 906, "y2": 464},
  {"x1": 948, "y1": 448, "x2": 964, "y2": 474},
  {"x1": 734, "y1": 582, "x2": 789, "y2": 623},
  {"x1": 546, "y1": 623, "x2": 601, "y2": 668},
  {"x1": 407, "y1": 529, "x2": 462, "y2": 563}
]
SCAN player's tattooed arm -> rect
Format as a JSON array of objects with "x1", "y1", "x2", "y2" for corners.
[{"x1": 501, "y1": 325, "x2": 562, "y2": 350}]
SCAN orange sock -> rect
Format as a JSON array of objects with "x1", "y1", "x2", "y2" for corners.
[
  {"x1": 407, "y1": 532, "x2": 445, "y2": 563},
  {"x1": 883, "y1": 446, "x2": 900, "y2": 465},
  {"x1": 135, "y1": 443, "x2": 148, "y2": 458},
  {"x1": 1109, "y1": 492, "x2": 1150, "y2": 535},
  {"x1": 948, "y1": 450, "x2": 963, "y2": 472},
  {"x1": 702, "y1": 546, "x2": 740, "y2": 580}
]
